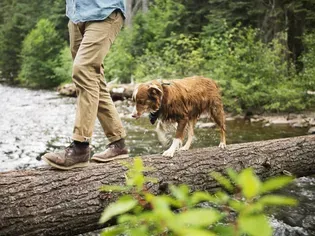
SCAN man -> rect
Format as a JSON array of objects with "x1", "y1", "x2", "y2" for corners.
[{"x1": 42, "y1": 0, "x2": 128, "y2": 170}]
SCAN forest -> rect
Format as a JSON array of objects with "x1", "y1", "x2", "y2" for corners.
[{"x1": 0, "y1": 0, "x2": 315, "y2": 114}]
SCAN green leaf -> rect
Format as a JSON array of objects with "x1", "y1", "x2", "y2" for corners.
[
  {"x1": 99, "y1": 197, "x2": 137, "y2": 224},
  {"x1": 179, "y1": 228, "x2": 216, "y2": 236},
  {"x1": 99, "y1": 185, "x2": 130, "y2": 192},
  {"x1": 261, "y1": 176, "x2": 294, "y2": 194},
  {"x1": 176, "y1": 209, "x2": 222, "y2": 227},
  {"x1": 170, "y1": 184, "x2": 190, "y2": 202},
  {"x1": 117, "y1": 213, "x2": 137, "y2": 224},
  {"x1": 239, "y1": 214, "x2": 272, "y2": 236},
  {"x1": 258, "y1": 195, "x2": 297, "y2": 206},
  {"x1": 213, "y1": 224, "x2": 234, "y2": 236},
  {"x1": 210, "y1": 171, "x2": 234, "y2": 191},
  {"x1": 228, "y1": 199, "x2": 245, "y2": 211},
  {"x1": 244, "y1": 202, "x2": 264, "y2": 214},
  {"x1": 215, "y1": 191, "x2": 230, "y2": 204},
  {"x1": 129, "y1": 227, "x2": 148, "y2": 236},
  {"x1": 101, "y1": 226, "x2": 125, "y2": 236},
  {"x1": 151, "y1": 196, "x2": 174, "y2": 220},
  {"x1": 151, "y1": 196, "x2": 170, "y2": 211},
  {"x1": 226, "y1": 168, "x2": 238, "y2": 182},
  {"x1": 134, "y1": 157, "x2": 144, "y2": 171},
  {"x1": 237, "y1": 168, "x2": 261, "y2": 199},
  {"x1": 160, "y1": 195, "x2": 183, "y2": 208},
  {"x1": 191, "y1": 191, "x2": 217, "y2": 204}
]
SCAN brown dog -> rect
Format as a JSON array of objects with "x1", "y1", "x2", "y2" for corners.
[{"x1": 131, "y1": 76, "x2": 226, "y2": 157}]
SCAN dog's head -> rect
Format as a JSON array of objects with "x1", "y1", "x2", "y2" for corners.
[{"x1": 131, "y1": 82, "x2": 163, "y2": 119}]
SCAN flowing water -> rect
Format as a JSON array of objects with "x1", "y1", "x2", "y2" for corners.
[{"x1": 0, "y1": 84, "x2": 314, "y2": 235}]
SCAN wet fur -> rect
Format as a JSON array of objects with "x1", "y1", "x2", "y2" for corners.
[{"x1": 132, "y1": 76, "x2": 226, "y2": 157}]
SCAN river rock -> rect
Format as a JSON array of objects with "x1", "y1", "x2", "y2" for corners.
[
  {"x1": 287, "y1": 113, "x2": 299, "y2": 120},
  {"x1": 292, "y1": 122, "x2": 308, "y2": 128},
  {"x1": 268, "y1": 117, "x2": 294, "y2": 125},
  {"x1": 196, "y1": 122, "x2": 216, "y2": 129},
  {"x1": 250, "y1": 115, "x2": 265, "y2": 123},
  {"x1": 225, "y1": 117, "x2": 235, "y2": 121},
  {"x1": 309, "y1": 118, "x2": 315, "y2": 126},
  {"x1": 308, "y1": 127, "x2": 315, "y2": 134},
  {"x1": 57, "y1": 83, "x2": 76, "y2": 97},
  {"x1": 302, "y1": 215, "x2": 315, "y2": 230}
]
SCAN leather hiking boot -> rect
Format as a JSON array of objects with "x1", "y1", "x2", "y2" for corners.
[
  {"x1": 42, "y1": 141, "x2": 90, "y2": 170},
  {"x1": 91, "y1": 138, "x2": 128, "y2": 162}
]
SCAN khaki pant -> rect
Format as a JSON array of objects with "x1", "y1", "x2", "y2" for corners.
[{"x1": 68, "y1": 10, "x2": 126, "y2": 143}]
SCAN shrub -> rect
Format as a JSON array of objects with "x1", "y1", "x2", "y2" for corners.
[
  {"x1": 299, "y1": 31, "x2": 315, "y2": 91},
  {"x1": 18, "y1": 19, "x2": 65, "y2": 88},
  {"x1": 134, "y1": 34, "x2": 205, "y2": 82},
  {"x1": 53, "y1": 46, "x2": 73, "y2": 85},
  {"x1": 201, "y1": 26, "x2": 298, "y2": 113},
  {"x1": 99, "y1": 157, "x2": 296, "y2": 236},
  {"x1": 103, "y1": 28, "x2": 135, "y2": 83}
]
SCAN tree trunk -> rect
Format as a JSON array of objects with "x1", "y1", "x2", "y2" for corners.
[
  {"x1": 0, "y1": 135, "x2": 314, "y2": 236},
  {"x1": 287, "y1": 5, "x2": 306, "y2": 72},
  {"x1": 142, "y1": 0, "x2": 148, "y2": 13},
  {"x1": 125, "y1": 0, "x2": 133, "y2": 27}
]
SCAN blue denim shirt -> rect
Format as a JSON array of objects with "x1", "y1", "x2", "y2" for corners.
[{"x1": 66, "y1": 0, "x2": 125, "y2": 23}]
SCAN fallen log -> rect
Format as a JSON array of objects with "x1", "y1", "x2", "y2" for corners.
[
  {"x1": 57, "y1": 83, "x2": 136, "y2": 101},
  {"x1": 0, "y1": 135, "x2": 314, "y2": 236}
]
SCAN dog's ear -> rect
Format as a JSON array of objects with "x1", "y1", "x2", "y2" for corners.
[{"x1": 148, "y1": 84, "x2": 163, "y2": 99}]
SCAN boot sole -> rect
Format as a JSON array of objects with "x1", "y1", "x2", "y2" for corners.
[
  {"x1": 42, "y1": 156, "x2": 89, "y2": 170},
  {"x1": 91, "y1": 154, "x2": 129, "y2": 163}
]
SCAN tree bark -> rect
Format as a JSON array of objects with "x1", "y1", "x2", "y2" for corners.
[
  {"x1": 125, "y1": 0, "x2": 133, "y2": 27},
  {"x1": 0, "y1": 135, "x2": 314, "y2": 236}
]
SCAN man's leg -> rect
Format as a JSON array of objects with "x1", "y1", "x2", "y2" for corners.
[
  {"x1": 42, "y1": 11, "x2": 126, "y2": 169},
  {"x1": 41, "y1": 21, "x2": 90, "y2": 170},
  {"x1": 97, "y1": 79, "x2": 126, "y2": 143},
  {"x1": 91, "y1": 11, "x2": 128, "y2": 162},
  {"x1": 72, "y1": 11, "x2": 125, "y2": 142}
]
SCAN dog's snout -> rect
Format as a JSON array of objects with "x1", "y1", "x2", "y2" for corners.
[{"x1": 131, "y1": 106, "x2": 139, "y2": 119}]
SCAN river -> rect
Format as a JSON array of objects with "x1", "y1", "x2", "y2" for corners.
[{"x1": 0, "y1": 84, "x2": 314, "y2": 235}]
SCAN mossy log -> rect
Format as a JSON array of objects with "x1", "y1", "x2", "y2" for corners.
[{"x1": 0, "y1": 135, "x2": 314, "y2": 236}]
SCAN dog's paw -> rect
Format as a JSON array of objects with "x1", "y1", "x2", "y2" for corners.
[
  {"x1": 179, "y1": 146, "x2": 189, "y2": 151},
  {"x1": 162, "y1": 149, "x2": 175, "y2": 157},
  {"x1": 219, "y1": 142, "x2": 226, "y2": 149}
]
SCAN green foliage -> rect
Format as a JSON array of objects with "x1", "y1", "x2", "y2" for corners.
[
  {"x1": 201, "y1": 26, "x2": 310, "y2": 113},
  {"x1": 300, "y1": 31, "x2": 315, "y2": 91},
  {"x1": 134, "y1": 34, "x2": 204, "y2": 81},
  {"x1": 103, "y1": 29, "x2": 134, "y2": 83},
  {"x1": 99, "y1": 157, "x2": 297, "y2": 236},
  {"x1": 53, "y1": 46, "x2": 73, "y2": 84},
  {"x1": 18, "y1": 19, "x2": 66, "y2": 88},
  {"x1": 0, "y1": 0, "x2": 67, "y2": 82}
]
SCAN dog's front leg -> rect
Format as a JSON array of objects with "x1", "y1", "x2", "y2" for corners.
[
  {"x1": 162, "y1": 119, "x2": 187, "y2": 157},
  {"x1": 179, "y1": 120, "x2": 195, "y2": 151}
]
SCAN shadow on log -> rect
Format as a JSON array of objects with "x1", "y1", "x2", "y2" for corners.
[{"x1": 0, "y1": 135, "x2": 315, "y2": 236}]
